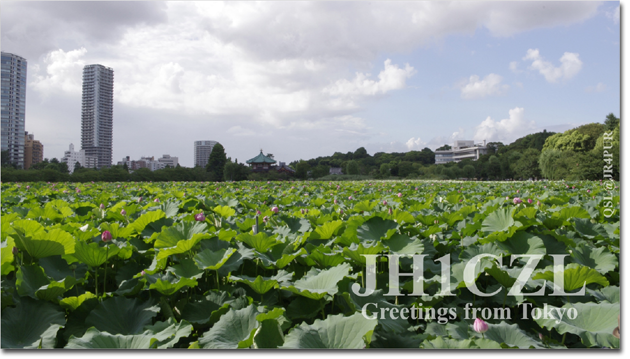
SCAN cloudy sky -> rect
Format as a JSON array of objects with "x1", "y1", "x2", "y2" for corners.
[{"x1": 1, "y1": 1, "x2": 621, "y2": 167}]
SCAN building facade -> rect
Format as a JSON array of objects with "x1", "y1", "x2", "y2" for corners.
[
  {"x1": 61, "y1": 143, "x2": 97, "y2": 173},
  {"x1": 81, "y1": 64, "x2": 114, "y2": 169},
  {"x1": 117, "y1": 155, "x2": 168, "y2": 171},
  {"x1": 194, "y1": 140, "x2": 218, "y2": 167},
  {"x1": 435, "y1": 140, "x2": 488, "y2": 164},
  {"x1": 24, "y1": 132, "x2": 43, "y2": 169},
  {"x1": 1, "y1": 52, "x2": 27, "y2": 168},
  {"x1": 158, "y1": 154, "x2": 178, "y2": 168}
]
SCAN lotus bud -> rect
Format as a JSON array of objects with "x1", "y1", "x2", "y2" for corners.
[
  {"x1": 195, "y1": 213, "x2": 205, "y2": 221},
  {"x1": 154, "y1": 198, "x2": 159, "y2": 203},
  {"x1": 12, "y1": 247, "x2": 18, "y2": 255},
  {"x1": 271, "y1": 206, "x2": 279, "y2": 214},
  {"x1": 539, "y1": 333, "x2": 545, "y2": 341},
  {"x1": 473, "y1": 318, "x2": 489, "y2": 334},
  {"x1": 348, "y1": 196, "x2": 353, "y2": 200},
  {"x1": 263, "y1": 216, "x2": 269, "y2": 223},
  {"x1": 388, "y1": 207, "x2": 393, "y2": 215},
  {"x1": 76, "y1": 188, "x2": 81, "y2": 193},
  {"x1": 527, "y1": 199, "x2": 533, "y2": 204},
  {"x1": 339, "y1": 209, "x2": 343, "y2": 215},
  {"x1": 513, "y1": 197, "x2": 523, "y2": 204},
  {"x1": 101, "y1": 230, "x2": 112, "y2": 242},
  {"x1": 506, "y1": 196, "x2": 509, "y2": 200},
  {"x1": 138, "y1": 197, "x2": 142, "y2": 202},
  {"x1": 537, "y1": 201, "x2": 541, "y2": 206},
  {"x1": 121, "y1": 209, "x2": 127, "y2": 216},
  {"x1": 383, "y1": 200, "x2": 387, "y2": 206},
  {"x1": 301, "y1": 209, "x2": 305, "y2": 215},
  {"x1": 100, "y1": 203, "x2": 105, "y2": 210},
  {"x1": 587, "y1": 189, "x2": 591, "y2": 193},
  {"x1": 141, "y1": 270, "x2": 146, "y2": 276},
  {"x1": 256, "y1": 210, "x2": 261, "y2": 215},
  {"x1": 26, "y1": 185, "x2": 30, "y2": 190}
]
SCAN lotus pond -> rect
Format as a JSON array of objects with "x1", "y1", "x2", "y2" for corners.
[{"x1": 0, "y1": 180, "x2": 620, "y2": 349}]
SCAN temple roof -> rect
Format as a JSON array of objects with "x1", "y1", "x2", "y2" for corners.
[{"x1": 246, "y1": 150, "x2": 277, "y2": 164}]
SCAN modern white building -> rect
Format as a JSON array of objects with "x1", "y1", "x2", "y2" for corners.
[
  {"x1": 61, "y1": 143, "x2": 97, "y2": 173},
  {"x1": 435, "y1": 140, "x2": 488, "y2": 164},
  {"x1": 81, "y1": 64, "x2": 114, "y2": 169},
  {"x1": 158, "y1": 154, "x2": 178, "y2": 168},
  {"x1": 194, "y1": 140, "x2": 218, "y2": 167},
  {"x1": 1, "y1": 52, "x2": 27, "y2": 168}
]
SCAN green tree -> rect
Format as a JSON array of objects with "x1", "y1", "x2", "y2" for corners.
[
  {"x1": 462, "y1": 165, "x2": 476, "y2": 179},
  {"x1": 435, "y1": 144, "x2": 451, "y2": 151},
  {"x1": 295, "y1": 160, "x2": 310, "y2": 179},
  {"x1": 346, "y1": 160, "x2": 359, "y2": 175},
  {"x1": 353, "y1": 147, "x2": 369, "y2": 159},
  {"x1": 206, "y1": 143, "x2": 227, "y2": 182},
  {"x1": 512, "y1": 148, "x2": 541, "y2": 179},
  {"x1": 604, "y1": 113, "x2": 620, "y2": 131},
  {"x1": 539, "y1": 149, "x2": 564, "y2": 180}
]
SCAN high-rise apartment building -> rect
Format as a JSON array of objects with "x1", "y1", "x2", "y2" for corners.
[
  {"x1": 194, "y1": 140, "x2": 218, "y2": 167},
  {"x1": 24, "y1": 131, "x2": 43, "y2": 169},
  {"x1": 81, "y1": 64, "x2": 114, "y2": 169},
  {"x1": 1, "y1": 52, "x2": 27, "y2": 168}
]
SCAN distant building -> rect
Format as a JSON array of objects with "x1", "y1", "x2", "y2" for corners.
[
  {"x1": 81, "y1": 64, "x2": 114, "y2": 169},
  {"x1": 246, "y1": 150, "x2": 277, "y2": 172},
  {"x1": 117, "y1": 155, "x2": 167, "y2": 172},
  {"x1": 277, "y1": 162, "x2": 296, "y2": 174},
  {"x1": 61, "y1": 143, "x2": 97, "y2": 173},
  {"x1": 329, "y1": 167, "x2": 343, "y2": 175},
  {"x1": 435, "y1": 140, "x2": 488, "y2": 164},
  {"x1": 1, "y1": 52, "x2": 27, "y2": 168},
  {"x1": 23, "y1": 132, "x2": 43, "y2": 169},
  {"x1": 158, "y1": 154, "x2": 178, "y2": 168},
  {"x1": 194, "y1": 140, "x2": 218, "y2": 167}
]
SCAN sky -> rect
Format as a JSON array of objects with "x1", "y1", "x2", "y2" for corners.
[{"x1": 1, "y1": 1, "x2": 621, "y2": 167}]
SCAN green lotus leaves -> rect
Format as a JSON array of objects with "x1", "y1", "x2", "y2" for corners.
[
  {"x1": 310, "y1": 220, "x2": 344, "y2": 240},
  {"x1": 236, "y1": 232, "x2": 280, "y2": 253},
  {"x1": 570, "y1": 243, "x2": 618, "y2": 274},
  {"x1": 282, "y1": 263, "x2": 351, "y2": 300},
  {"x1": 85, "y1": 296, "x2": 160, "y2": 335},
  {"x1": 154, "y1": 221, "x2": 208, "y2": 248},
  {"x1": 72, "y1": 241, "x2": 120, "y2": 268},
  {"x1": 66, "y1": 327, "x2": 155, "y2": 349},
  {"x1": 1, "y1": 238, "x2": 15, "y2": 275},
  {"x1": 156, "y1": 233, "x2": 209, "y2": 260},
  {"x1": 180, "y1": 292, "x2": 233, "y2": 325},
  {"x1": 280, "y1": 312, "x2": 378, "y2": 349},
  {"x1": 194, "y1": 248, "x2": 237, "y2": 271},
  {"x1": 198, "y1": 305, "x2": 260, "y2": 349},
  {"x1": 9, "y1": 220, "x2": 75, "y2": 258},
  {"x1": 356, "y1": 217, "x2": 398, "y2": 243},
  {"x1": 59, "y1": 292, "x2": 97, "y2": 311},
  {"x1": 213, "y1": 205, "x2": 236, "y2": 219},
  {"x1": 534, "y1": 302, "x2": 619, "y2": 348},
  {"x1": 147, "y1": 273, "x2": 198, "y2": 296},
  {"x1": 1, "y1": 297, "x2": 66, "y2": 348},
  {"x1": 166, "y1": 258, "x2": 204, "y2": 279},
  {"x1": 230, "y1": 270, "x2": 292, "y2": 295},
  {"x1": 476, "y1": 321, "x2": 544, "y2": 349},
  {"x1": 423, "y1": 337, "x2": 477, "y2": 349},
  {"x1": 532, "y1": 263, "x2": 609, "y2": 292},
  {"x1": 481, "y1": 207, "x2": 516, "y2": 235}
]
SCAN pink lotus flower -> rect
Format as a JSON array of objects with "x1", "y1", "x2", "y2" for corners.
[
  {"x1": 263, "y1": 216, "x2": 269, "y2": 223},
  {"x1": 516, "y1": 190, "x2": 519, "y2": 193},
  {"x1": 195, "y1": 213, "x2": 205, "y2": 221},
  {"x1": 271, "y1": 206, "x2": 279, "y2": 214},
  {"x1": 101, "y1": 231, "x2": 112, "y2": 242},
  {"x1": 383, "y1": 200, "x2": 387, "y2": 206},
  {"x1": 100, "y1": 203, "x2": 105, "y2": 210},
  {"x1": 256, "y1": 210, "x2": 261, "y2": 215},
  {"x1": 121, "y1": 209, "x2": 127, "y2": 216},
  {"x1": 26, "y1": 185, "x2": 30, "y2": 190},
  {"x1": 415, "y1": 187, "x2": 418, "y2": 190},
  {"x1": 513, "y1": 197, "x2": 523, "y2": 204},
  {"x1": 587, "y1": 189, "x2": 591, "y2": 193},
  {"x1": 154, "y1": 198, "x2": 159, "y2": 203},
  {"x1": 141, "y1": 270, "x2": 146, "y2": 276},
  {"x1": 397, "y1": 193, "x2": 402, "y2": 198},
  {"x1": 505, "y1": 196, "x2": 509, "y2": 200},
  {"x1": 348, "y1": 196, "x2": 353, "y2": 200},
  {"x1": 473, "y1": 318, "x2": 489, "y2": 334},
  {"x1": 76, "y1": 189, "x2": 81, "y2": 193},
  {"x1": 334, "y1": 199, "x2": 338, "y2": 204},
  {"x1": 527, "y1": 199, "x2": 533, "y2": 204}
]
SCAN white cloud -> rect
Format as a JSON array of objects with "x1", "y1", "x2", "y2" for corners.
[
  {"x1": 458, "y1": 73, "x2": 509, "y2": 99},
  {"x1": 585, "y1": 82, "x2": 606, "y2": 93},
  {"x1": 323, "y1": 59, "x2": 416, "y2": 98},
  {"x1": 509, "y1": 61, "x2": 521, "y2": 73},
  {"x1": 607, "y1": 5, "x2": 620, "y2": 25},
  {"x1": 523, "y1": 49, "x2": 583, "y2": 83},
  {"x1": 405, "y1": 137, "x2": 424, "y2": 150},
  {"x1": 31, "y1": 47, "x2": 87, "y2": 95},
  {"x1": 474, "y1": 107, "x2": 536, "y2": 144}
]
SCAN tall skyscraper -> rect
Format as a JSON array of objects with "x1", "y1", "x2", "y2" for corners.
[
  {"x1": 81, "y1": 64, "x2": 114, "y2": 169},
  {"x1": 195, "y1": 140, "x2": 218, "y2": 167},
  {"x1": 1, "y1": 52, "x2": 27, "y2": 168}
]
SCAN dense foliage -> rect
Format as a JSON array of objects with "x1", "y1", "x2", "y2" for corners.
[{"x1": 1, "y1": 180, "x2": 619, "y2": 349}]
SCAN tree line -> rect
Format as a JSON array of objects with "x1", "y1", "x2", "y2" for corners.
[{"x1": 1, "y1": 113, "x2": 618, "y2": 182}]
